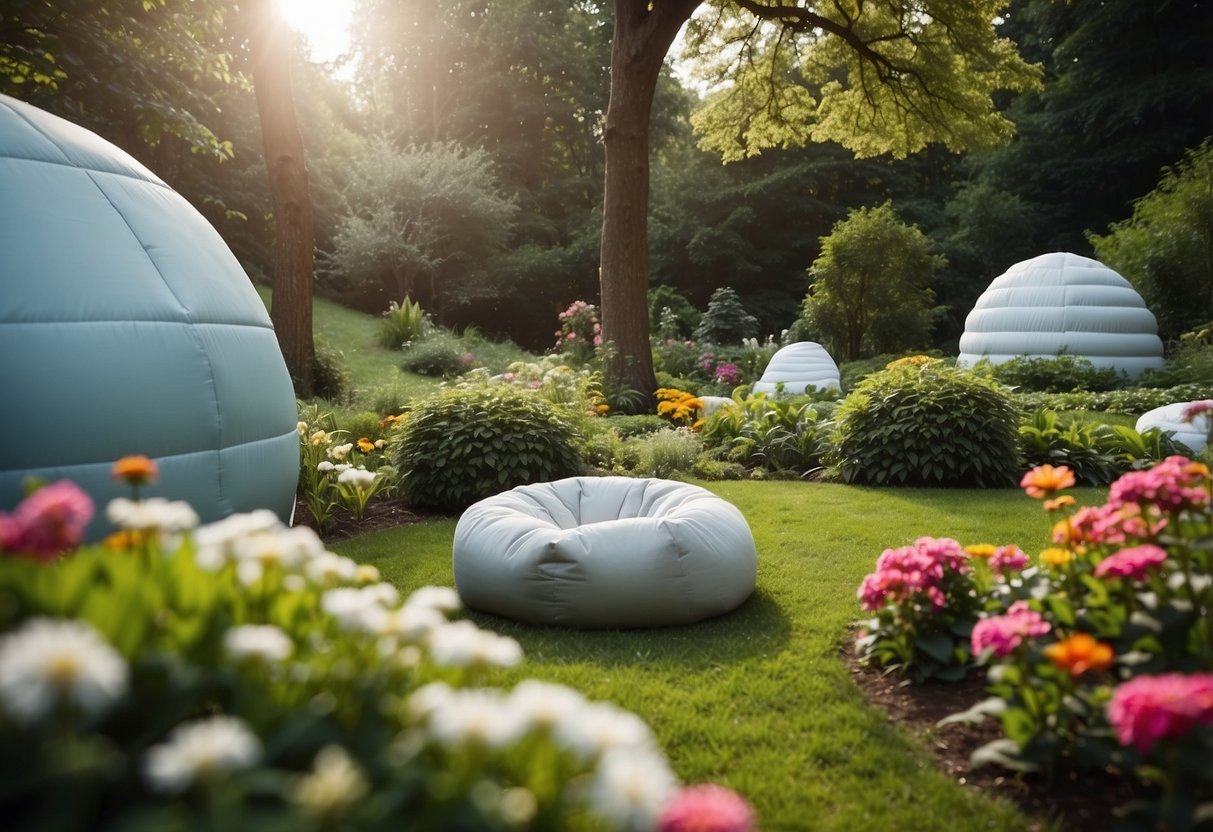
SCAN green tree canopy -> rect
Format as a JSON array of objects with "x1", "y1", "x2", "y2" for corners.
[
  {"x1": 325, "y1": 138, "x2": 519, "y2": 321},
  {"x1": 796, "y1": 202, "x2": 944, "y2": 360},
  {"x1": 1089, "y1": 139, "x2": 1213, "y2": 340}
]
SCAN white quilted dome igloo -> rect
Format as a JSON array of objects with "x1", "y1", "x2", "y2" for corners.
[
  {"x1": 956, "y1": 252, "x2": 1164, "y2": 379},
  {"x1": 752, "y1": 341, "x2": 840, "y2": 394}
]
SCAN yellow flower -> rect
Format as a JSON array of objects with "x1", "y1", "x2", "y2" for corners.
[
  {"x1": 885, "y1": 355, "x2": 937, "y2": 369},
  {"x1": 1043, "y1": 495, "x2": 1076, "y2": 512},
  {"x1": 310, "y1": 430, "x2": 331, "y2": 447},
  {"x1": 595, "y1": 403, "x2": 611, "y2": 414},
  {"x1": 103, "y1": 529, "x2": 146, "y2": 550},
  {"x1": 965, "y1": 543, "x2": 997, "y2": 559},
  {"x1": 297, "y1": 421, "x2": 308, "y2": 437},
  {"x1": 356, "y1": 438, "x2": 375, "y2": 454},
  {"x1": 1040, "y1": 547, "x2": 1073, "y2": 567}
]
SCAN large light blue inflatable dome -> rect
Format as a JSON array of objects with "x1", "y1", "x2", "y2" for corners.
[{"x1": 0, "y1": 93, "x2": 299, "y2": 538}]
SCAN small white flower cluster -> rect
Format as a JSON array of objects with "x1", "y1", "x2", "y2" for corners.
[
  {"x1": 320, "y1": 583, "x2": 521, "y2": 669},
  {"x1": 192, "y1": 510, "x2": 376, "y2": 588},
  {"x1": 144, "y1": 715, "x2": 261, "y2": 793},
  {"x1": 336, "y1": 466, "x2": 378, "y2": 490},
  {"x1": 408, "y1": 678, "x2": 678, "y2": 829},
  {"x1": 327, "y1": 443, "x2": 354, "y2": 461},
  {"x1": 107, "y1": 497, "x2": 200, "y2": 534}
]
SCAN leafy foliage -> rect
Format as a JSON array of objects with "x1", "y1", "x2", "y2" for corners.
[
  {"x1": 627, "y1": 428, "x2": 702, "y2": 479},
  {"x1": 1017, "y1": 410, "x2": 1182, "y2": 486},
  {"x1": 700, "y1": 393, "x2": 833, "y2": 475},
  {"x1": 985, "y1": 354, "x2": 1123, "y2": 393},
  {"x1": 400, "y1": 331, "x2": 474, "y2": 378},
  {"x1": 392, "y1": 386, "x2": 582, "y2": 510},
  {"x1": 376, "y1": 296, "x2": 430, "y2": 350},
  {"x1": 833, "y1": 362, "x2": 1021, "y2": 487},
  {"x1": 1089, "y1": 139, "x2": 1213, "y2": 339},
  {"x1": 692, "y1": 287, "x2": 759, "y2": 345},
  {"x1": 796, "y1": 203, "x2": 944, "y2": 361},
  {"x1": 1011, "y1": 385, "x2": 1213, "y2": 418}
]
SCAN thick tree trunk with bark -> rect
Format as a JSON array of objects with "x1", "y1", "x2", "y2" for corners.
[
  {"x1": 249, "y1": 0, "x2": 316, "y2": 397},
  {"x1": 600, "y1": 0, "x2": 700, "y2": 411}
]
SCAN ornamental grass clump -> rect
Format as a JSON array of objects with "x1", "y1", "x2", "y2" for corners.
[
  {"x1": 392, "y1": 385, "x2": 583, "y2": 511},
  {"x1": 0, "y1": 467, "x2": 752, "y2": 832},
  {"x1": 833, "y1": 361, "x2": 1021, "y2": 486},
  {"x1": 871, "y1": 458, "x2": 1213, "y2": 829}
]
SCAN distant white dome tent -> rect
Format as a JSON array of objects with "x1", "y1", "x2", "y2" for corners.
[
  {"x1": 751, "y1": 341, "x2": 840, "y2": 395},
  {"x1": 956, "y1": 252, "x2": 1164, "y2": 379}
]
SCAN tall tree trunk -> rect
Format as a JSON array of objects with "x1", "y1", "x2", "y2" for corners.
[
  {"x1": 248, "y1": 0, "x2": 316, "y2": 397},
  {"x1": 600, "y1": 0, "x2": 700, "y2": 411}
]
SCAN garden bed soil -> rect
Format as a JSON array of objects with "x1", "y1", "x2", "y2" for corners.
[
  {"x1": 844, "y1": 647, "x2": 1140, "y2": 832},
  {"x1": 294, "y1": 497, "x2": 1138, "y2": 830}
]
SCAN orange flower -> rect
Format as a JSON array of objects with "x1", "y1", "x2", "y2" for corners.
[
  {"x1": 1040, "y1": 547, "x2": 1073, "y2": 567},
  {"x1": 965, "y1": 543, "x2": 997, "y2": 559},
  {"x1": 1043, "y1": 633, "x2": 1114, "y2": 676},
  {"x1": 1020, "y1": 464, "x2": 1076, "y2": 499},
  {"x1": 103, "y1": 529, "x2": 146, "y2": 550},
  {"x1": 112, "y1": 455, "x2": 158, "y2": 486},
  {"x1": 1043, "y1": 495, "x2": 1076, "y2": 512},
  {"x1": 356, "y1": 437, "x2": 376, "y2": 454}
]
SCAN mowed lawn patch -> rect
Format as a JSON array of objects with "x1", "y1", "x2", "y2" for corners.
[{"x1": 336, "y1": 480, "x2": 1107, "y2": 830}]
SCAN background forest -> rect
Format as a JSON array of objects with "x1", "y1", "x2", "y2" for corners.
[{"x1": 4, "y1": 0, "x2": 1211, "y2": 356}]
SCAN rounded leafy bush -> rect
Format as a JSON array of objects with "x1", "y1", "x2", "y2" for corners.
[
  {"x1": 833, "y1": 362, "x2": 1021, "y2": 486},
  {"x1": 393, "y1": 386, "x2": 582, "y2": 510}
]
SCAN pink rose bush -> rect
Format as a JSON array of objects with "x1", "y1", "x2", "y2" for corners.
[
  {"x1": 0, "y1": 480, "x2": 94, "y2": 561},
  {"x1": 859, "y1": 459, "x2": 1213, "y2": 828},
  {"x1": 554, "y1": 299, "x2": 602, "y2": 363}
]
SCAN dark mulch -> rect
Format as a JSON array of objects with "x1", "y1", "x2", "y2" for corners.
[
  {"x1": 293, "y1": 496, "x2": 1140, "y2": 829},
  {"x1": 844, "y1": 646, "x2": 1141, "y2": 831}
]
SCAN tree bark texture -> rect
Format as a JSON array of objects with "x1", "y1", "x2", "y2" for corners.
[
  {"x1": 249, "y1": 0, "x2": 316, "y2": 397},
  {"x1": 600, "y1": 0, "x2": 700, "y2": 410}
]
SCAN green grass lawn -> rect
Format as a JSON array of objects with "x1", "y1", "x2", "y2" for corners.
[{"x1": 336, "y1": 481, "x2": 1107, "y2": 831}]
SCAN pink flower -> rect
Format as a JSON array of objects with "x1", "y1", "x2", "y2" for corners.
[
  {"x1": 989, "y1": 544, "x2": 1028, "y2": 574},
  {"x1": 856, "y1": 537, "x2": 968, "y2": 611},
  {"x1": 566, "y1": 332, "x2": 577, "y2": 340},
  {"x1": 971, "y1": 601, "x2": 1051, "y2": 659},
  {"x1": 1181, "y1": 400, "x2": 1213, "y2": 423},
  {"x1": 1108, "y1": 456, "x2": 1209, "y2": 514},
  {"x1": 659, "y1": 785, "x2": 755, "y2": 832},
  {"x1": 1094, "y1": 544, "x2": 1168, "y2": 581},
  {"x1": 1107, "y1": 673, "x2": 1213, "y2": 755},
  {"x1": 0, "y1": 480, "x2": 94, "y2": 561}
]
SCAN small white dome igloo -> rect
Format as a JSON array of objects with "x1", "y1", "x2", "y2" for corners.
[
  {"x1": 752, "y1": 341, "x2": 840, "y2": 395},
  {"x1": 0, "y1": 94, "x2": 299, "y2": 539},
  {"x1": 956, "y1": 252, "x2": 1164, "y2": 379}
]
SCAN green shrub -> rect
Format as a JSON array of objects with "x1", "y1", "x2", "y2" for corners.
[
  {"x1": 627, "y1": 428, "x2": 701, "y2": 478},
  {"x1": 392, "y1": 386, "x2": 582, "y2": 510},
  {"x1": 310, "y1": 339, "x2": 348, "y2": 401},
  {"x1": 700, "y1": 393, "x2": 833, "y2": 474},
  {"x1": 833, "y1": 363, "x2": 1021, "y2": 487},
  {"x1": 1018, "y1": 409, "x2": 1184, "y2": 485},
  {"x1": 1141, "y1": 337, "x2": 1213, "y2": 388},
  {"x1": 692, "y1": 287, "x2": 758, "y2": 345},
  {"x1": 652, "y1": 339, "x2": 710, "y2": 381},
  {"x1": 605, "y1": 414, "x2": 668, "y2": 438},
  {"x1": 986, "y1": 354, "x2": 1123, "y2": 393},
  {"x1": 1013, "y1": 384, "x2": 1213, "y2": 417},
  {"x1": 375, "y1": 296, "x2": 429, "y2": 349},
  {"x1": 691, "y1": 455, "x2": 747, "y2": 481},
  {"x1": 400, "y1": 330, "x2": 473, "y2": 377}
]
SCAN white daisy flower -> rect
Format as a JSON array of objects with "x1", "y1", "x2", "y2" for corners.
[
  {"x1": 427, "y1": 621, "x2": 522, "y2": 669},
  {"x1": 508, "y1": 680, "x2": 587, "y2": 733},
  {"x1": 106, "y1": 498, "x2": 199, "y2": 532},
  {"x1": 407, "y1": 681, "x2": 454, "y2": 722},
  {"x1": 355, "y1": 564, "x2": 381, "y2": 584},
  {"x1": 555, "y1": 701, "x2": 656, "y2": 760},
  {"x1": 327, "y1": 443, "x2": 354, "y2": 461},
  {"x1": 405, "y1": 586, "x2": 461, "y2": 615},
  {"x1": 361, "y1": 604, "x2": 446, "y2": 640},
  {"x1": 582, "y1": 747, "x2": 677, "y2": 831},
  {"x1": 291, "y1": 745, "x2": 369, "y2": 817},
  {"x1": 305, "y1": 552, "x2": 360, "y2": 586},
  {"x1": 194, "y1": 510, "x2": 283, "y2": 568},
  {"x1": 0, "y1": 617, "x2": 128, "y2": 724},
  {"x1": 425, "y1": 688, "x2": 527, "y2": 750},
  {"x1": 337, "y1": 467, "x2": 378, "y2": 489},
  {"x1": 316, "y1": 460, "x2": 336, "y2": 473},
  {"x1": 144, "y1": 715, "x2": 261, "y2": 793},
  {"x1": 321, "y1": 584, "x2": 399, "y2": 631},
  {"x1": 223, "y1": 625, "x2": 293, "y2": 663}
]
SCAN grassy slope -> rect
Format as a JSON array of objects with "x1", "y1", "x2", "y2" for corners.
[
  {"x1": 337, "y1": 482, "x2": 1107, "y2": 831},
  {"x1": 254, "y1": 286, "x2": 440, "y2": 402}
]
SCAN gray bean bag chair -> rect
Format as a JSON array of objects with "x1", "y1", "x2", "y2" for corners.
[
  {"x1": 452, "y1": 477, "x2": 757, "y2": 628},
  {"x1": 1136, "y1": 402, "x2": 1209, "y2": 453}
]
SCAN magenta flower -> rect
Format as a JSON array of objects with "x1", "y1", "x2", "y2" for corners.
[
  {"x1": 0, "y1": 480, "x2": 94, "y2": 561},
  {"x1": 1094, "y1": 544, "x2": 1168, "y2": 581},
  {"x1": 856, "y1": 537, "x2": 967, "y2": 611},
  {"x1": 1108, "y1": 456, "x2": 1209, "y2": 514},
  {"x1": 659, "y1": 785, "x2": 755, "y2": 832},
  {"x1": 1107, "y1": 672, "x2": 1213, "y2": 755},
  {"x1": 989, "y1": 544, "x2": 1028, "y2": 574},
  {"x1": 971, "y1": 601, "x2": 1051, "y2": 659},
  {"x1": 1181, "y1": 400, "x2": 1213, "y2": 423}
]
